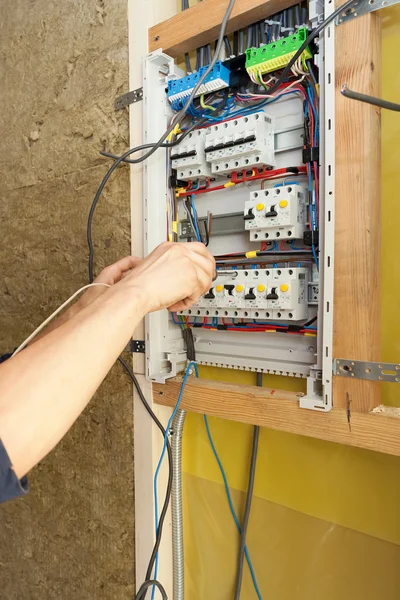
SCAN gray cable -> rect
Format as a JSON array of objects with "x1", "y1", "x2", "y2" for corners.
[
  {"x1": 224, "y1": 35, "x2": 232, "y2": 57},
  {"x1": 294, "y1": 4, "x2": 301, "y2": 27},
  {"x1": 171, "y1": 410, "x2": 186, "y2": 600},
  {"x1": 239, "y1": 29, "x2": 244, "y2": 54},
  {"x1": 341, "y1": 85, "x2": 400, "y2": 112},
  {"x1": 246, "y1": 26, "x2": 252, "y2": 49},
  {"x1": 234, "y1": 373, "x2": 261, "y2": 600}
]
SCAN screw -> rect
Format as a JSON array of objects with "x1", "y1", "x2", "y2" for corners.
[{"x1": 154, "y1": 35, "x2": 160, "y2": 41}]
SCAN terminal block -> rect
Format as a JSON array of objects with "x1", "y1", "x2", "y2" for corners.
[
  {"x1": 244, "y1": 184, "x2": 307, "y2": 241},
  {"x1": 178, "y1": 267, "x2": 309, "y2": 321},
  {"x1": 204, "y1": 111, "x2": 275, "y2": 175},
  {"x1": 245, "y1": 28, "x2": 312, "y2": 77},
  {"x1": 167, "y1": 61, "x2": 231, "y2": 104},
  {"x1": 170, "y1": 129, "x2": 211, "y2": 180}
]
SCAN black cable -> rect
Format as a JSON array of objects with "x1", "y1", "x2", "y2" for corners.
[
  {"x1": 341, "y1": 85, "x2": 400, "y2": 112},
  {"x1": 118, "y1": 357, "x2": 173, "y2": 591},
  {"x1": 135, "y1": 579, "x2": 167, "y2": 600},
  {"x1": 233, "y1": 31, "x2": 239, "y2": 56},
  {"x1": 263, "y1": 0, "x2": 356, "y2": 96},
  {"x1": 234, "y1": 373, "x2": 261, "y2": 600}
]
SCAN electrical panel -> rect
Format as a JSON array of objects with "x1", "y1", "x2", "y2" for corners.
[
  {"x1": 204, "y1": 111, "x2": 275, "y2": 175},
  {"x1": 244, "y1": 184, "x2": 307, "y2": 241},
  {"x1": 142, "y1": 0, "x2": 334, "y2": 411},
  {"x1": 178, "y1": 267, "x2": 309, "y2": 321},
  {"x1": 170, "y1": 129, "x2": 211, "y2": 180}
]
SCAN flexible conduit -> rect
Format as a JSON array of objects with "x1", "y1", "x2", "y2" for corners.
[{"x1": 171, "y1": 409, "x2": 186, "y2": 600}]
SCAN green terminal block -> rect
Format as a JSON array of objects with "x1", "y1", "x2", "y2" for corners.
[{"x1": 245, "y1": 28, "x2": 312, "y2": 77}]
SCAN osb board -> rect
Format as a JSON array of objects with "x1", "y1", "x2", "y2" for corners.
[{"x1": 0, "y1": 1, "x2": 134, "y2": 598}]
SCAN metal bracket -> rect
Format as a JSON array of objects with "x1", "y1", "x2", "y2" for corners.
[
  {"x1": 114, "y1": 87, "x2": 143, "y2": 111},
  {"x1": 333, "y1": 359, "x2": 400, "y2": 382},
  {"x1": 128, "y1": 340, "x2": 146, "y2": 354},
  {"x1": 336, "y1": 0, "x2": 400, "y2": 25}
]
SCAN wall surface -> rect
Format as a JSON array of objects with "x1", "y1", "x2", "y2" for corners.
[{"x1": 0, "y1": 1, "x2": 134, "y2": 598}]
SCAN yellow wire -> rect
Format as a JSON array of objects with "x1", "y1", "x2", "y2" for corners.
[{"x1": 200, "y1": 94, "x2": 216, "y2": 112}]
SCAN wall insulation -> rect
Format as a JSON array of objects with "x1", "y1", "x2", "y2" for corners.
[{"x1": 0, "y1": 1, "x2": 134, "y2": 598}]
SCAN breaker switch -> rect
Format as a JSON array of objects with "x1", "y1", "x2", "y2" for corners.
[
  {"x1": 204, "y1": 288, "x2": 215, "y2": 299},
  {"x1": 267, "y1": 287, "x2": 279, "y2": 300},
  {"x1": 245, "y1": 288, "x2": 256, "y2": 300},
  {"x1": 266, "y1": 205, "x2": 278, "y2": 218},
  {"x1": 244, "y1": 208, "x2": 255, "y2": 221},
  {"x1": 224, "y1": 285, "x2": 235, "y2": 296}
]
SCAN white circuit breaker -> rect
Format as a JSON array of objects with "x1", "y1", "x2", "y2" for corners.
[
  {"x1": 204, "y1": 111, "x2": 275, "y2": 175},
  {"x1": 178, "y1": 267, "x2": 309, "y2": 321},
  {"x1": 170, "y1": 129, "x2": 211, "y2": 180},
  {"x1": 244, "y1": 184, "x2": 307, "y2": 241}
]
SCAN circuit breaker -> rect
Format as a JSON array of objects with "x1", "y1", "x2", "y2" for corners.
[
  {"x1": 178, "y1": 267, "x2": 309, "y2": 321},
  {"x1": 204, "y1": 111, "x2": 275, "y2": 175},
  {"x1": 244, "y1": 184, "x2": 307, "y2": 241},
  {"x1": 170, "y1": 128, "x2": 211, "y2": 180}
]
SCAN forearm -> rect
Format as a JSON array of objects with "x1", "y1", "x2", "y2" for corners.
[{"x1": 0, "y1": 282, "x2": 145, "y2": 478}]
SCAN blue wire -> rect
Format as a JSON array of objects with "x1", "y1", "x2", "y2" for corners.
[
  {"x1": 312, "y1": 244, "x2": 319, "y2": 270},
  {"x1": 151, "y1": 361, "x2": 199, "y2": 598},
  {"x1": 191, "y1": 195, "x2": 202, "y2": 242},
  {"x1": 203, "y1": 415, "x2": 263, "y2": 600},
  {"x1": 273, "y1": 180, "x2": 299, "y2": 188}
]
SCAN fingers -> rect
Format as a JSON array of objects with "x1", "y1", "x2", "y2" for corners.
[{"x1": 95, "y1": 256, "x2": 143, "y2": 285}]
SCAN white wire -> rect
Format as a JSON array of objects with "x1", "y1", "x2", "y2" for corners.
[{"x1": 12, "y1": 283, "x2": 111, "y2": 357}]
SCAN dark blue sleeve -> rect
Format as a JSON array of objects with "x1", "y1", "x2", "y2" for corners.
[
  {"x1": 0, "y1": 352, "x2": 13, "y2": 364},
  {"x1": 0, "y1": 352, "x2": 30, "y2": 503},
  {"x1": 0, "y1": 439, "x2": 29, "y2": 504}
]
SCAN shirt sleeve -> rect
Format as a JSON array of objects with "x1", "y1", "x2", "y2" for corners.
[{"x1": 0, "y1": 439, "x2": 29, "y2": 504}]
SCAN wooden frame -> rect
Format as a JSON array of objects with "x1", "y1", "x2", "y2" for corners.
[
  {"x1": 155, "y1": 378, "x2": 400, "y2": 456},
  {"x1": 149, "y1": 0, "x2": 298, "y2": 57},
  {"x1": 146, "y1": 1, "x2": 397, "y2": 456}
]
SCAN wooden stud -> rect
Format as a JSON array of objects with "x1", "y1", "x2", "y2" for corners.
[
  {"x1": 333, "y1": 10, "x2": 382, "y2": 411},
  {"x1": 149, "y1": 0, "x2": 298, "y2": 57},
  {"x1": 154, "y1": 378, "x2": 400, "y2": 457}
]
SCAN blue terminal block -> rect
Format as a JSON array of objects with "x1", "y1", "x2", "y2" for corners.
[{"x1": 167, "y1": 61, "x2": 231, "y2": 104}]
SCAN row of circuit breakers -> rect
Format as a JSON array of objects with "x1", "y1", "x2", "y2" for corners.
[
  {"x1": 173, "y1": 111, "x2": 307, "y2": 242},
  {"x1": 178, "y1": 267, "x2": 310, "y2": 321}
]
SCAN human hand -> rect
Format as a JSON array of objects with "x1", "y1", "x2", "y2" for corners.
[
  {"x1": 120, "y1": 242, "x2": 215, "y2": 313},
  {"x1": 81, "y1": 256, "x2": 142, "y2": 308}
]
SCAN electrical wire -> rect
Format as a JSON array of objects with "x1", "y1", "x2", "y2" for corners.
[
  {"x1": 117, "y1": 357, "x2": 173, "y2": 600},
  {"x1": 88, "y1": 0, "x2": 236, "y2": 281},
  {"x1": 151, "y1": 362, "x2": 198, "y2": 597},
  {"x1": 341, "y1": 85, "x2": 400, "y2": 112},
  {"x1": 12, "y1": 283, "x2": 111, "y2": 356},
  {"x1": 204, "y1": 415, "x2": 262, "y2": 600},
  {"x1": 234, "y1": 374, "x2": 261, "y2": 600}
]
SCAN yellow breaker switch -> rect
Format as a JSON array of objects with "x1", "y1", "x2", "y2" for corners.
[
  {"x1": 279, "y1": 200, "x2": 288, "y2": 208},
  {"x1": 216, "y1": 285, "x2": 224, "y2": 293},
  {"x1": 280, "y1": 284, "x2": 289, "y2": 292},
  {"x1": 236, "y1": 285, "x2": 244, "y2": 293},
  {"x1": 256, "y1": 203, "x2": 265, "y2": 211},
  {"x1": 257, "y1": 284, "x2": 266, "y2": 293}
]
